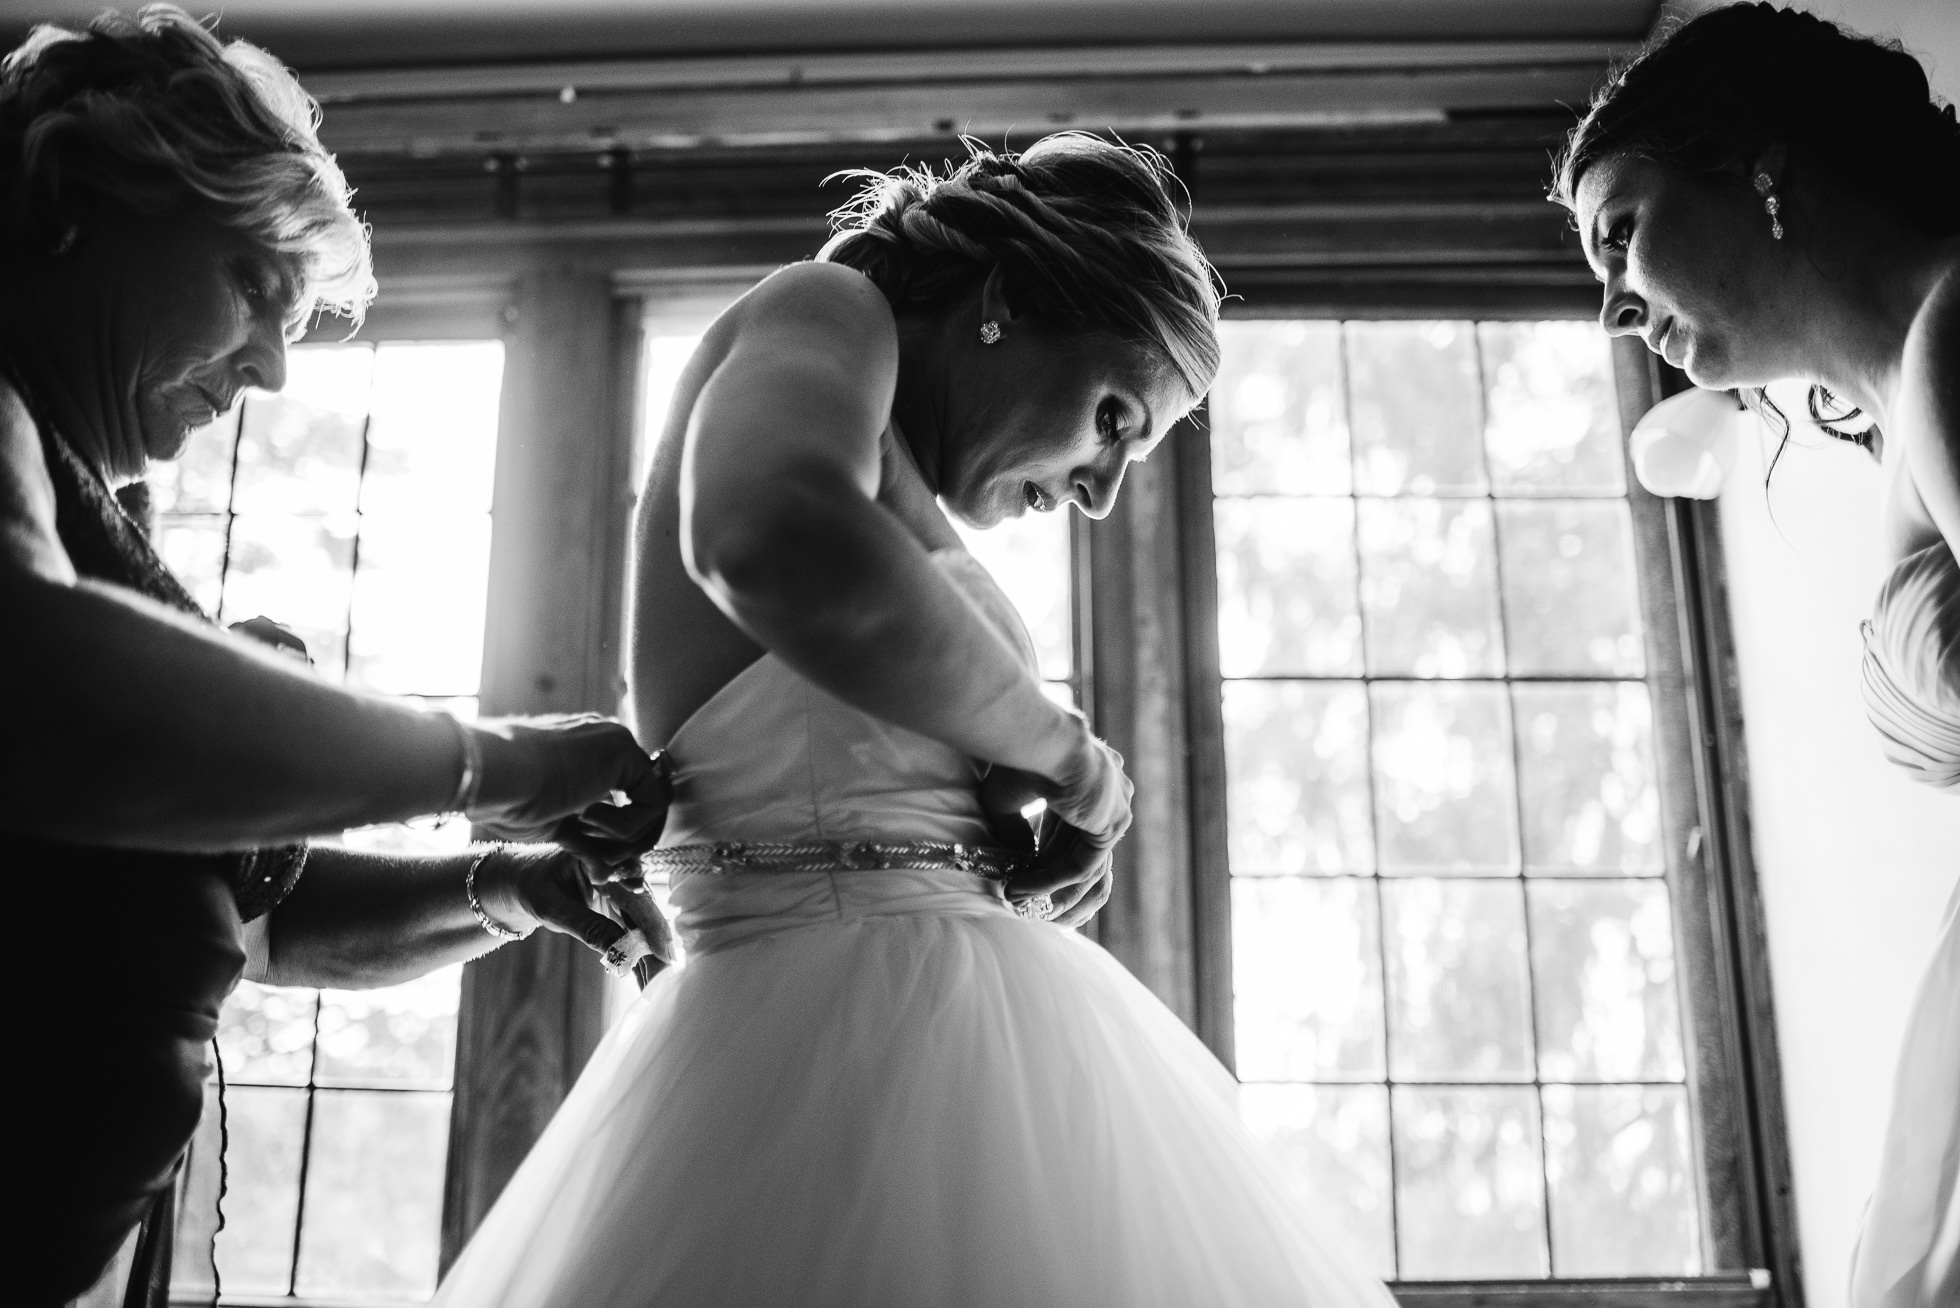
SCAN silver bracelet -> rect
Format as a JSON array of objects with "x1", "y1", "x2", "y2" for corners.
[
  {"x1": 446, "y1": 713, "x2": 483, "y2": 816},
  {"x1": 466, "y1": 845, "x2": 531, "y2": 941}
]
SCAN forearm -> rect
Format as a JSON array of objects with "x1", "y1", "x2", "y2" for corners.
[
  {"x1": 696, "y1": 484, "x2": 1077, "y2": 775},
  {"x1": 255, "y1": 846, "x2": 502, "y2": 990},
  {"x1": 0, "y1": 573, "x2": 459, "y2": 850}
]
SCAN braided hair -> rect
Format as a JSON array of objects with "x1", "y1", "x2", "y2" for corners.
[
  {"x1": 819, "y1": 133, "x2": 1223, "y2": 400},
  {"x1": 1552, "y1": 2, "x2": 1960, "y2": 459}
]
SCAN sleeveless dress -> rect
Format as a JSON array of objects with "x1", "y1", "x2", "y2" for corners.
[
  {"x1": 432, "y1": 550, "x2": 1395, "y2": 1308},
  {"x1": 1850, "y1": 542, "x2": 1960, "y2": 1308},
  {"x1": 1, "y1": 366, "x2": 307, "y2": 1305}
]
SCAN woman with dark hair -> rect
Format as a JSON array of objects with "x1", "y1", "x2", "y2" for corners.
[
  {"x1": 1554, "y1": 7, "x2": 1959, "y2": 1306},
  {"x1": 429, "y1": 135, "x2": 1396, "y2": 1307},
  {"x1": 0, "y1": 8, "x2": 671, "y2": 1302}
]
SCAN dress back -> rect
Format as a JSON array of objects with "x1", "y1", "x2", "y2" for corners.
[
  {"x1": 1863, "y1": 541, "x2": 1960, "y2": 791},
  {"x1": 657, "y1": 548, "x2": 1033, "y2": 849}
]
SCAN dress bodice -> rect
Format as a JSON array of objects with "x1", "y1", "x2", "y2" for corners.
[
  {"x1": 1862, "y1": 541, "x2": 1960, "y2": 791},
  {"x1": 657, "y1": 548, "x2": 1038, "y2": 849}
]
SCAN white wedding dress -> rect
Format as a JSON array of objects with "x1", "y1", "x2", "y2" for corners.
[
  {"x1": 1851, "y1": 541, "x2": 1960, "y2": 1308},
  {"x1": 433, "y1": 550, "x2": 1396, "y2": 1308}
]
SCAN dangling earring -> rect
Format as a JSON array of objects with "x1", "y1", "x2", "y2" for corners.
[
  {"x1": 1752, "y1": 173, "x2": 1784, "y2": 241},
  {"x1": 50, "y1": 224, "x2": 78, "y2": 258},
  {"x1": 979, "y1": 320, "x2": 1002, "y2": 345}
]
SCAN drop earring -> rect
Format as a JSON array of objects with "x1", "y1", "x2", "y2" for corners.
[
  {"x1": 979, "y1": 320, "x2": 1002, "y2": 345},
  {"x1": 1752, "y1": 173, "x2": 1784, "y2": 241},
  {"x1": 51, "y1": 224, "x2": 78, "y2": 258}
]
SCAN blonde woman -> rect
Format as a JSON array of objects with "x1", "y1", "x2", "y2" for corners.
[
  {"x1": 0, "y1": 11, "x2": 668, "y2": 1300},
  {"x1": 433, "y1": 137, "x2": 1397, "y2": 1307}
]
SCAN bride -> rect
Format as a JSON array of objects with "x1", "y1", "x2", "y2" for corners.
[{"x1": 433, "y1": 133, "x2": 1395, "y2": 1307}]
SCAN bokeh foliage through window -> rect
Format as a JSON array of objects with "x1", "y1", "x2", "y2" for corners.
[
  {"x1": 1214, "y1": 320, "x2": 1693, "y2": 1280},
  {"x1": 162, "y1": 341, "x2": 504, "y2": 1302}
]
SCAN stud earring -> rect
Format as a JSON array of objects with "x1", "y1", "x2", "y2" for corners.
[
  {"x1": 979, "y1": 320, "x2": 1002, "y2": 345},
  {"x1": 1752, "y1": 173, "x2": 1784, "y2": 241}
]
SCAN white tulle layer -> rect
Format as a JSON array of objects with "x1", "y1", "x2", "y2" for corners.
[{"x1": 434, "y1": 868, "x2": 1396, "y2": 1308}]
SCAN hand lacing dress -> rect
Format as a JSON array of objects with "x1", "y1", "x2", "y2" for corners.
[
  {"x1": 1851, "y1": 541, "x2": 1960, "y2": 1308},
  {"x1": 432, "y1": 549, "x2": 1395, "y2": 1308}
]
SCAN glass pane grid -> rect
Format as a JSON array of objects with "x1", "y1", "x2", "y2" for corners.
[
  {"x1": 169, "y1": 341, "x2": 503, "y2": 1304},
  {"x1": 1215, "y1": 320, "x2": 1696, "y2": 1281}
]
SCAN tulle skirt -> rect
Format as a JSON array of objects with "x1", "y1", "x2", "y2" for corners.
[{"x1": 433, "y1": 866, "x2": 1396, "y2": 1308}]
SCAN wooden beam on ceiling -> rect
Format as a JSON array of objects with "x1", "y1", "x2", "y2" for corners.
[{"x1": 313, "y1": 41, "x2": 1619, "y2": 155}]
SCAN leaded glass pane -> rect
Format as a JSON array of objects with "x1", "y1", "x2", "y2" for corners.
[
  {"x1": 1232, "y1": 877, "x2": 1385, "y2": 1081},
  {"x1": 1211, "y1": 320, "x2": 1350, "y2": 495},
  {"x1": 1370, "y1": 681, "x2": 1520, "y2": 875},
  {"x1": 230, "y1": 346, "x2": 371, "y2": 516},
  {"x1": 1383, "y1": 878, "x2": 1535, "y2": 1083},
  {"x1": 1214, "y1": 497, "x2": 1363, "y2": 677},
  {"x1": 218, "y1": 511, "x2": 358, "y2": 676},
  {"x1": 346, "y1": 513, "x2": 493, "y2": 696},
  {"x1": 1497, "y1": 501, "x2": 1645, "y2": 677},
  {"x1": 1530, "y1": 880, "x2": 1687, "y2": 1083},
  {"x1": 1515, "y1": 682, "x2": 1664, "y2": 875},
  {"x1": 1543, "y1": 1084, "x2": 1702, "y2": 1275},
  {"x1": 218, "y1": 982, "x2": 319, "y2": 1086},
  {"x1": 208, "y1": 1086, "x2": 308, "y2": 1293},
  {"x1": 1347, "y1": 321, "x2": 1485, "y2": 496},
  {"x1": 1479, "y1": 322, "x2": 1624, "y2": 496},
  {"x1": 1393, "y1": 1086, "x2": 1550, "y2": 1278},
  {"x1": 1222, "y1": 680, "x2": 1373, "y2": 876},
  {"x1": 294, "y1": 1090, "x2": 451, "y2": 1298},
  {"x1": 314, "y1": 966, "x2": 462, "y2": 1090},
  {"x1": 1357, "y1": 497, "x2": 1504, "y2": 678}
]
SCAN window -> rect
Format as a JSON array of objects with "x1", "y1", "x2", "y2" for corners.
[
  {"x1": 161, "y1": 340, "x2": 506, "y2": 1301},
  {"x1": 1207, "y1": 319, "x2": 1697, "y2": 1279}
]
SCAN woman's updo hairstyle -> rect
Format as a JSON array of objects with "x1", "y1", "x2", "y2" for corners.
[
  {"x1": 0, "y1": 3, "x2": 375, "y2": 324},
  {"x1": 1553, "y1": 2, "x2": 1959, "y2": 457},
  {"x1": 1556, "y1": 2, "x2": 1958, "y2": 236},
  {"x1": 820, "y1": 133, "x2": 1223, "y2": 400}
]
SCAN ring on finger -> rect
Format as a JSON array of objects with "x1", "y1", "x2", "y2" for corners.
[{"x1": 1014, "y1": 893, "x2": 1055, "y2": 922}]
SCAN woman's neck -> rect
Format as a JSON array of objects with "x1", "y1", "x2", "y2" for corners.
[
  {"x1": 1793, "y1": 215, "x2": 1958, "y2": 429},
  {"x1": 887, "y1": 307, "x2": 959, "y2": 496}
]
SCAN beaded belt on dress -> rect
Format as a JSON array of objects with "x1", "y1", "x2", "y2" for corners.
[{"x1": 642, "y1": 839, "x2": 1031, "y2": 881}]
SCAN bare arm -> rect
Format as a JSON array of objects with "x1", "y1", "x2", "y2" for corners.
[
  {"x1": 680, "y1": 264, "x2": 1085, "y2": 784},
  {"x1": 248, "y1": 844, "x2": 671, "y2": 990},
  {"x1": 0, "y1": 382, "x2": 656, "y2": 851}
]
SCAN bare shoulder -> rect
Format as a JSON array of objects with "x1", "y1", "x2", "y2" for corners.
[
  {"x1": 1903, "y1": 254, "x2": 1960, "y2": 411},
  {"x1": 0, "y1": 377, "x2": 75, "y2": 586},
  {"x1": 1889, "y1": 253, "x2": 1960, "y2": 560},
  {"x1": 730, "y1": 262, "x2": 898, "y2": 373}
]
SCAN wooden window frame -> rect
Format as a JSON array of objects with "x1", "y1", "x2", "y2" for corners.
[{"x1": 1081, "y1": 296, "x2": 1801, "y2": 1308}]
